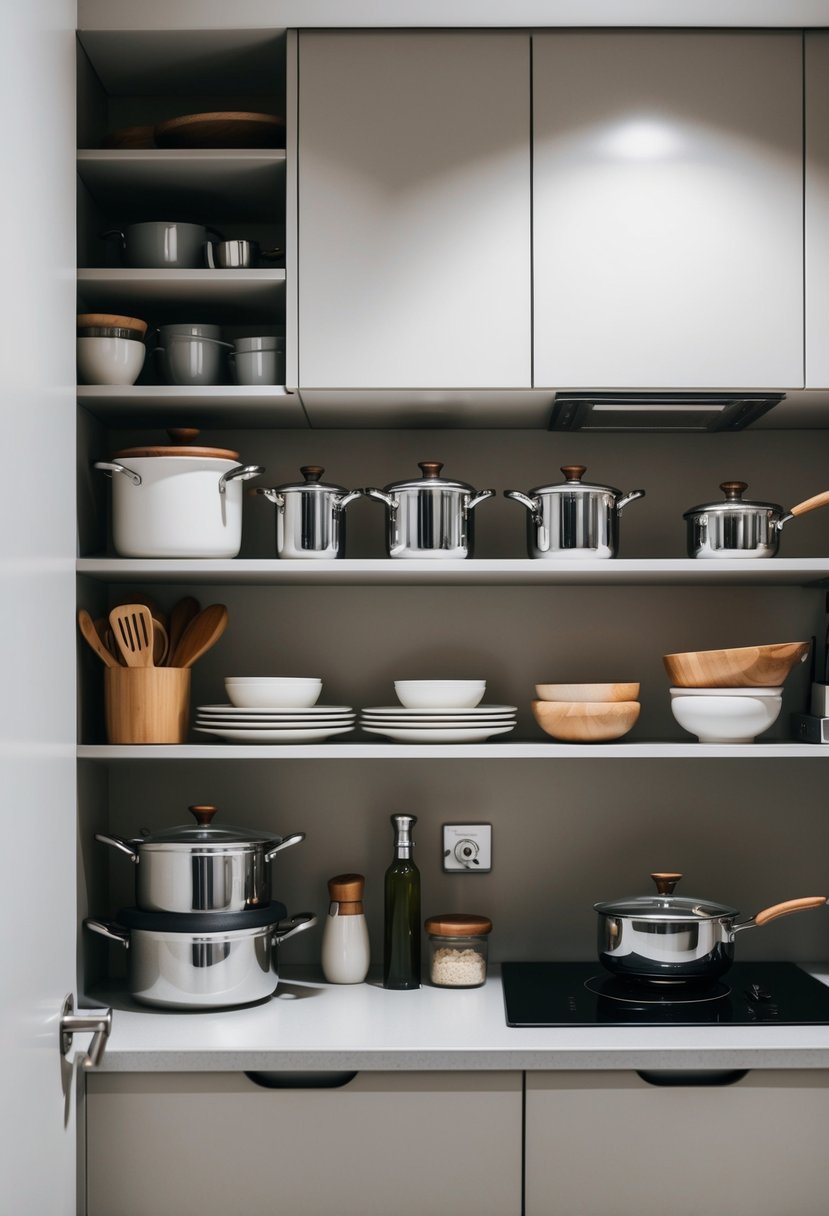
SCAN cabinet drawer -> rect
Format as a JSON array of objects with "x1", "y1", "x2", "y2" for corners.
[
  {"x1": 526, "y1": 1069, "x2": 829, "y2": 1216},
  {"x1": 87, "y1": 1070, "x2": 522, "y2": 1216}
]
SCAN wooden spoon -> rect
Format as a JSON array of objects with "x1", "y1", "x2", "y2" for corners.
[
  {"x1": 169, "y1": 604, "x2": 229, "y2": 669},
  {"x1": 152, "y1": 618, "x2": 169, "y2": 666},
  {"x1": 109, "y1": 604, "x2": 155, "y2": 668},
  {"x1": 166, "y1": 596, "x2": 200, "y2": 665},
  {"x1": 78, "y1": 609, "x2": 119, "y2": 668}
]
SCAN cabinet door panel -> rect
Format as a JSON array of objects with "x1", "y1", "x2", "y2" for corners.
[
  {"x1": 806, "y1": 32, "x2": 829, "y2": 387},
  {"x1": 533, "y1": 32, "x2": 803, "y2": 389},
  {"x1": 298, "y1": 32, "x2": 531, "y2": 389},
  {"x1": 526, "y1": 1070, "x2": 829, "y2": 1216},
  {"x1": 87, "y1": 1071, "x2": 522, "y2": 1216}
]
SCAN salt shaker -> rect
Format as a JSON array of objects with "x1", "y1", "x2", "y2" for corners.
[{"x1": 321, "y1": 873, "x2": 371, "y2": 984}]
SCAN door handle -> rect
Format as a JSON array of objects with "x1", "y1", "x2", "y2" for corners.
[{"x1": 59, "y1": 993, "x2": 112, "y2": 1069}]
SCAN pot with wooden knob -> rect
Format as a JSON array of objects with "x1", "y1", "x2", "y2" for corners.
[
  {"x1": 684, "y1": 481, "x2": 829, "y2": 558},
  {"x1": 256, "y1": 465, "x2": 363, "y2": 559},
  {"x1": 364, "y1": 461, "x2": 495, "y2": 559},
  {"x1": 504, "y1": 465, "x2": 645, "y2": 559}
]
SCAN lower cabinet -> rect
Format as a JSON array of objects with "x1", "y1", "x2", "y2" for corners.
[
  {"x1": 525, "y1": 1070, "x2": 829, "y2": 1216},
  {"x1": 85, "y1": 1070, "x2": 522, "y2": 1216}
]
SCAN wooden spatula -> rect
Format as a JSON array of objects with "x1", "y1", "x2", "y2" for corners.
[
  {"x1": 169, "y1": 603, "x2": 228, "y2": 669},
  {"x1": 109, "y1": 604, "x2": 155, "y2": 667},
  {"x1": 166, "y1": 596, "x2": 200, "y2": 665}
]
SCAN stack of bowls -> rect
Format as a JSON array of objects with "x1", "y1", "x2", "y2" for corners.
[
  {"x1": 663, "y1": 641, "x2": 809, "y2": 743},
  {"x1": 77, "y1": 312, "x2": 147, "y2": 384},
  {"x1": 531, "y1": 683, "x2": 641, "y2": 742},
  {"x1": 194, "y1": 677, "x2": 356, "y2": 743},
  {"x1": 361, "y1": 680, "x2": 517, "y2": 743}
]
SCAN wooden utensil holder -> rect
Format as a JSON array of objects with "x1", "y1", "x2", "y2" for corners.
[{"x1": 104, "y1": 667, "x2": 191, "y2": 744}]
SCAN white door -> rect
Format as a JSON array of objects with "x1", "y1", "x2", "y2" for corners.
[
  {"x1": 533, "y1": 31, "x2": 803, "y2": 389},
  {"x1": 0, "y1": 4, "x2": 80, "y2": 1214},
  {"x1": 806, "y1": 32, "x2": 829, "y2": 388},
  {"x1": 297, "y1": 31, "x2": 531, "y2": 389}
]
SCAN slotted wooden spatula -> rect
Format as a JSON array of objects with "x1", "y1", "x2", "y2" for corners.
[{"x1": 109, "y1": 604, "x2": 155, "y2": 667}]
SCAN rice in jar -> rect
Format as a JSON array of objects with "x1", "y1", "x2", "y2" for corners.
[{"x1": 424, "y1": 914, "x2": 492, "y2": 988}]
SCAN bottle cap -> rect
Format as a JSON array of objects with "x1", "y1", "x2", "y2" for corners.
[{"x1": 327, "y1": 873, "x2": 365, "y2": 902}]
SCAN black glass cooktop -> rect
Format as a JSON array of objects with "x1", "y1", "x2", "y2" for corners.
[{"x1": 502, "y1": 962, "x2": 829, "y2": 1026}]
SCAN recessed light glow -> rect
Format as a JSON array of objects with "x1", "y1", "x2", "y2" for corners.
[{"x1": 604, "y1": 119, "x2": 679, "y2": 160}]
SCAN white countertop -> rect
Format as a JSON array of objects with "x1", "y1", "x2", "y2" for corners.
[{"x1": 88, "y1": 964, "x2": 829, "y2": 1073}]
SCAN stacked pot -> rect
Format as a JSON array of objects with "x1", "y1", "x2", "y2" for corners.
[{"x1": 85, "y1": 805, "x2": 315, "y2": 1009}]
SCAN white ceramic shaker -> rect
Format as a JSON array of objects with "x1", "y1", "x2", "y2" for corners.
[{"x1": 321, "y1": 873, "x2": 371, "y2": 983}]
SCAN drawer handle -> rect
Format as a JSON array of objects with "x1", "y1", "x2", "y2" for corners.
[
  {"x1": 636, "y1": 1069, "x2": 749, "y2": 1088},
  {"x1": 244, "y1": 1071, "x2": 358, "y2": 1090}
]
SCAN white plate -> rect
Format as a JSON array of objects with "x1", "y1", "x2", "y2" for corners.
[
  {"x1": 197, "y1": 718, "x2": 356, "y2": 729},
  {"x1": 361, "y1": 725, "x2": 516, "y2": 743},
  {"x1": 197, "y1": 704, "x2": 354, "y2": 716},
  {"x1": 361, "y1": 716, "x2": 515, "y2": 726},
  {"x1": 361, "y1": 704, "x2": 517, "y2": 717},
  {"x1": 194, "y1": 725, "x2": 356, "y2": 742},
  {"x1": 196, "y1": 713, "x2": 356, "y2": 722}
]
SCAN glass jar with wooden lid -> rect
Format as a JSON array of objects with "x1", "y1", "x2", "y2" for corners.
[{"x1": 424, "y1": 914, "x2": 492, "y2": 988}]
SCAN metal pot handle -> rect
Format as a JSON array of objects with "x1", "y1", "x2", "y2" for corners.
[
  {"x1": 94, "y1": 461, "x2": 142, "y2": 487},
  {"x1": 100, "y1": 229, "x2": 126, "y2": 251},
  {"x1": 218, "y1": 464, "x2": 265, "y2": 495},
  {"x1": 84, "y1": 919, "x2": 130, "y2": 949},
  {"x1": 255, "y1": 487, "x2": 285, "y2": 508},
  {"x1": 504, "y1": 490, "x2": 543, "y2": 527},
  {"x1": 264, "y1": 832, "x2": 306, "y2": 863},
  {"x1": 778, "y1": 489, "x2": 829, "y2": 531},
  {"x1": 271, "y1": 912, "x2": 317, "y2": 945},
  {"x1": 334, "y1": 489, "x2": 364, "y2": 512},
  {"x1": 204, "y1": 241, "x2": 216, "y2": 269},
  {"x1": 364, "y1": 488, "x2": 396, "y2": 509},
  {"x1": 616, "y1": 488, "x2": 646, "y2": 514},
  {"x1": 94, "y1": 832, "x2": 140, "y2": 864},
  {"x1": 467, "y1": 488, "x2": 495, "y2": 511},
  {"x1": 731, "y1": 895, "x2": 827, "y2": 936}
]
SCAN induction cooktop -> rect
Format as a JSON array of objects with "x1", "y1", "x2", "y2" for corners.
[{"x1": 502, "y1": 962, "x2": 829, "y2": 1027}]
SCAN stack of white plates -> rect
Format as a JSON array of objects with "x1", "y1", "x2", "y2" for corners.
[
  {"x1": 359, "y1": 705, "x2": 518, "y2": 743},
  {"x1": 194, "y1": 704, "x2": 357, "y2": 743}
]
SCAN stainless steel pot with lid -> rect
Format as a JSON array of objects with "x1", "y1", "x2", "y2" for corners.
[
  {"x1": 364, "y1": 461, "x2": 494, "y2": 559},
  {"x1": 504, "y1": 465, "x2": 645, "y2": 559},
  {"x1": 595, "y1": 872, "x2": 827, "y2": 983},
  {"x1": 256, "y1": 466, "x2": 363, "y2": 559},
  {"x1": 95, "y1": 804, "x2": 305, "y2": 914},
  {"x1": 684, "y1": 481, "x2": 829, "y2": 558}
]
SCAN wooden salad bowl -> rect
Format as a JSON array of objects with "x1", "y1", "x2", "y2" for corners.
[{"x1": 663, "y1": 641, "x2": 810, "y2": 689}]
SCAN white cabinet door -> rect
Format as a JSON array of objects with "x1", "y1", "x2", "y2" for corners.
[
  {"x1": 297, "y1": 31, "x2": 531, "y2": 389},
  {"x1": 533, "y1": 32, "x2": 803, "y2": 390},
  {"x1": 526, "y1": 1070, "x2": 829, "y2": 1216},
  {"x1": 87, "y1": 1071, "x2": 522, "y2": 1216},
  {"x1": 806, "y1": 33, "x2": 829, "y2": 388}
]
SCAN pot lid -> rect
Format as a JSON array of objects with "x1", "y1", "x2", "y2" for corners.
[
  {"x1": 424, "y1": 913, "x2": 493, "y2": 936},
  {"x1": 267, "y1": 465, "x2": 348, "y2": 493},
  {"x1": 684, "y1": 481, "x2": 783, "y2": 518},
  {"x1": 384, "y1": 461, "x2": 476, "y2": 492},
  {"x1": 116, "y1": 901, "x2": 288, "y2": 934},
  {"x1": 134, "y1": 805, "x2": 280, "y2": 851},
  {"x1": 112, "y1": 427, "x2": 240, "y2": 462},
  {"x1": 593, "y1": 873, "x2": 739, "y2": 922},
  {"x1": 528, "y1": 465, "x2": 621, "y2": 497}
]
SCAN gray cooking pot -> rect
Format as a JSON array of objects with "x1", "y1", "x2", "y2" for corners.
[
  {"x1": 684, "y1": 481, "x2": 829, "y2": 559},
  {"x1": 95, "y1": 805, "x2": 305, "y2": 914},
  {"x1": 256, "y1": 466, "x2": 363, "y2": 559},
  {"x1": 85, "y1": 905, "x2": 316, "y2": 1009},
  {"x1": 364, "y1": 461, "x2": 494, "y2": 559},
  {"x1": 504, "y1": 465, "x2": 645, "y2": 559},
  {"x1": 595, "y1": 873, "x2": 827, "y2": 983},
  {"x1": 102, "y1": 222, "x2": 222, "y2": 269}
]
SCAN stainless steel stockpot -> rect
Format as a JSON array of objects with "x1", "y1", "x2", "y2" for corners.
[
  {"x1": 504, "y1": 465, "x2": 645, "y2": 560},
  {"x1": 684, "y1": 481, "x2": 829, "y2": 559},
  {"x1": 364, "y1": 462, "x2": 494, "y2": 559},
  {"x1": 95, "y1": 805, "x2": 305, "y2": 914},
  {"x1": 595, "y1": 873, "x2": 827, "y2": 983},
  {"x1": 256, "y1": 466, "x2": 363, "y2": 559},
  {"x1": 85, "y1": 905, "x2": 316, "y2": 1008}
]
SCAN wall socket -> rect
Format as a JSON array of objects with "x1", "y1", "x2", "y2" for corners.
[{"x1": 442, "y1": 824, "x2": 492, "y2": 873}]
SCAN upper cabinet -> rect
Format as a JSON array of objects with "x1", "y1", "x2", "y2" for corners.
[
  {"x1": 296, "y1": 31, "x2": 531, "y2": 390},
  {"x1": 532, "y1": 32, "x2": 804, "y2": 390},
  {"x1": 806, "y1": 32, "x2": 829, "y2": 389}
]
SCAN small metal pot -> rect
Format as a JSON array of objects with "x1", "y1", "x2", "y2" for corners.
[
  {"x1": 205, "y1": 239, "x2": 282, "y2": 268},
  {"x1": 505, "y1": 465, "x2": 645, "y2": 560},
  {"x1": 85, "y1": 905, "x2": 316, "y2": 1009},
  {"x1": 364, "y1": 462, "x2": 494, "y2": 559},
  {"x1": 684, "y1": 482, "x2": 829, "y2": 559},
  {"x1": 595, "y1": 873, "x2": 827, "y2": 983},
  {"x1": 256, "y1": 466, "x2": 363, "y2": 559},
  {"x1": 95, "y1": 805, "x2": 305, "y2": 914}
]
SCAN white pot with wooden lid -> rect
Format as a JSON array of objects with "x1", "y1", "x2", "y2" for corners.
[{"x1": 94, "y1": 429, "x2": 264, "y2": 557}]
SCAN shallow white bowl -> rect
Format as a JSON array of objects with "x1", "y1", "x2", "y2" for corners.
[
  {"x1": 394, "y1": 680, "x2": 486, "y2": 709},
  {"x1": 669, "y1": 689, "x2": 782, "y2": 743},
  {"x1": 225, "y1": 677, "x2": 322, "y2": 708}
]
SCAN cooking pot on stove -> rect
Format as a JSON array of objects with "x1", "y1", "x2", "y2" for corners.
[
  {"x1": 504, "y1": 465, "x2": 645, "y2": 559},
  {"x1": 95, "y1": 805, "x2": 305, "y2": 914},
  {"x1": 684, "y1": 481, "x2": 829, "y2": 559},
  {"x1": 594, "y1": 873, "x2": 827, "y2": 983},
  {"x1": 364, "y1": 461, "x2": 494, "y2": 559}
]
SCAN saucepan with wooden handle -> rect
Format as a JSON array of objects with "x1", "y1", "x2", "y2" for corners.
[{"x1": 684, "y1": 481, "x2": 829, "y2": 558}]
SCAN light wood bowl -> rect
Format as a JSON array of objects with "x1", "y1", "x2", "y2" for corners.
[
  {"x1": 532, "y1": 699, "x2": 640, "y2": 742},
  {"x1": 663, "y1": 641, "x2": 810, "y2": 689},
  {"x1": 535, "y1": 682, "x2": 640, "y2": 703}
]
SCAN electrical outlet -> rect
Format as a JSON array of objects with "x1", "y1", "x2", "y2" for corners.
[{"x1": 442, "y1": 824, "x2": 492, "y2": 873}]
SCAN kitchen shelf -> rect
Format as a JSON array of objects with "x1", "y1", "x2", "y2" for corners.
[
  {"x1": 75, "y1": 557, "x2": 829, "y2": 587},
  {"x1": 77, "y1": 268, "x2": 285, "y2": 322},
  {"x1": 78, "y1": 385, "x2": 308, "y2": 428},
  {"x1": 77, "y1": 742, "x2": 829, "y2": 760}
]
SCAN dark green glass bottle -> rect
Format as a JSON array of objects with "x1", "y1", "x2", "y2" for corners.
[{"x1": 383, "y1": 813, "x2": 421, "y2": 990}]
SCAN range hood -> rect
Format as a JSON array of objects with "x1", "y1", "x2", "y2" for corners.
[{"x1": 548, "y1": 392, "x2": 785, "y2": 432}]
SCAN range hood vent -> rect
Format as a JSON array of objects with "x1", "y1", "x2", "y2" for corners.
[{"x1": 548, "y1": 392, "x2": 785, "y2": 433}]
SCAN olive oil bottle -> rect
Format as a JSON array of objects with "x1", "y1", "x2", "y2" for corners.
[{"x1": 383, "y1": 814, "x2": 421, "y2": 989}]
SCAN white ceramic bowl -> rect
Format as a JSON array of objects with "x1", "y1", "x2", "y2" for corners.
[
  {"x1": 225, "y1": 677, "x2": 322, "y2": 708},
  {"x1": 394, "y1": 680, "x2": 486, "y2": 709},
  {"x1": 77, "y1": 335, "x2": 145, "y2": 385},
  {"x1": 669, "y1": 686, "x2": 782, "y2": 743}
]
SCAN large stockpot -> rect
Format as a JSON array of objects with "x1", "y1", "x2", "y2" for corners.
[
  {"x1": 94, "y1": 435, "x2": 263, "y2": 558},
  {"x1": 85, "y1": 905, "x2": 316, "y2": 1008},
  {"x1": 684, "y1": 481, "x2": 829, "y2": 558},
  {"x1": 595, "y1": 873, "x2": 827, "y2": 983},
  {"x1": 102, "y1": 221, "x2": 222, "y2": 269},
  {"x1": 364, "y1": 462, "x2": 494, "y2": 559},
  {"x1": 505, "y1": 466, "x2": 645, "y2": 559},
  {"x1": 95, "y1": 805, "x2": 305, "y2": 914},
  {"x1": 256, "y1": 466, "x2": 363, "y2": 559}
]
